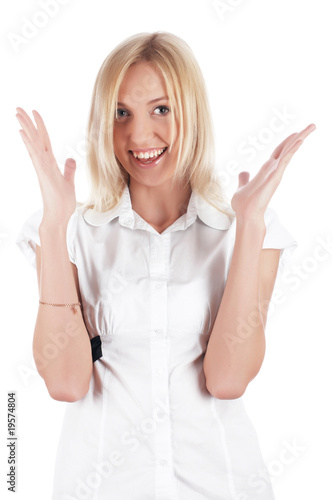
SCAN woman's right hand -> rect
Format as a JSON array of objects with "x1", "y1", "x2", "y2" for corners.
[{"x1": 16, "y1": 107, "x2": 77, "y2": 226}]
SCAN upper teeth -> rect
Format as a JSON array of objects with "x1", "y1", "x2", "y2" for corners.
[{"x1": 132, "y1": 148, "x2": 166, "y2": 159}]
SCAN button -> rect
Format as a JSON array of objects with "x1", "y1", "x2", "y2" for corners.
[
  {"x1": 159, "y1": 459, "x2": 168, "y2": 466},
  {"x1": 155, "y1": 282, "x2": 162, "y2": 289},
  {"x1": 155, "y1": 329, "x2": 163, "y2": 335},
  {"x1": 155, "y1": 368, "x2": 164, "y2": 375}
]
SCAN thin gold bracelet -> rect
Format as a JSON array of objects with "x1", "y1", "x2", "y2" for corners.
[{"x1": 39, "y1": 300, "x2": 81, "y2": 314}]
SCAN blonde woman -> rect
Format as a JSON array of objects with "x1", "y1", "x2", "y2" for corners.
[{"x1": 16, "y1": 31, "x2": 315, "y2": 500}]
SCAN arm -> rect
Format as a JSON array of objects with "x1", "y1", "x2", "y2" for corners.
[
  {"x1": 15, "y1": 107, "x2": 92, "y2": 402},
  {"x1": 203, "y1": 122, "x2": 316, "y2": 399},
  {"x1": 34, "y1": 226, "x2": 93, "y2": 403},
  {"x1": 203, "y1": 219, "x2": 281, "y2": 399}
]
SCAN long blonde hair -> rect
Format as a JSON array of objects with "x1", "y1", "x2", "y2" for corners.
[{"x1": 83, "y1": 31, "x2": 232, "y2": 215}]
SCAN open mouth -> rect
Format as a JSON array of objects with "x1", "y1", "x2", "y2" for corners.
[{"x1": 129, "y1": 147, "x2": 167, "y2": 165}]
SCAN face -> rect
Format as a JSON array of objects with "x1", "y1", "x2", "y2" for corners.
[{"x1": 113, "y1": 61, "x2": 180, "y2": 188}]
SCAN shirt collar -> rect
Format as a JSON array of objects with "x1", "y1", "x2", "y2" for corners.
[{"x1": 83, "y1": 184, "x2": 233, "y2": 232}]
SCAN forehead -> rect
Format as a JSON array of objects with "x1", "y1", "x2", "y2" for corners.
[{"x1": 117, "y1": 61, "x2": 167, "y2": 106}]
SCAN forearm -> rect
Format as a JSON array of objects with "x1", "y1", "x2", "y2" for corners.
[
  {"x1": 34, "y1": 223, "x2": 92, "y2": 402},
  {"x1": 203, "y1": 218, "x2": 266, "y2": 399}
]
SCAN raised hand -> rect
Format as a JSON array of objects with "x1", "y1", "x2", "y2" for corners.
[
  {"x1": 231, "y1": 123, "x2": 316, "y2": 224},
  {"x1": 16, "y1": 107, "x2": 77, "y2": 226}
]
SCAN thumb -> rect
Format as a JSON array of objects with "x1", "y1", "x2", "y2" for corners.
[
  {"x1": 238, "y1": 171, "x2": 250, "y2": 188},
  {"x1": 63, "y1": 158, "x2": 76, "y2": 184}
]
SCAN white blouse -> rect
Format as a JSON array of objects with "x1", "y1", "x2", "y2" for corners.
[{"x1": 16, "y1": 184, "x2": 296, "y2": 500}]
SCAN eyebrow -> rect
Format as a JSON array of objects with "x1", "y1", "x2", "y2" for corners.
[{"x1": 117, "y1": 96, "x2": 169, "y2": 107}]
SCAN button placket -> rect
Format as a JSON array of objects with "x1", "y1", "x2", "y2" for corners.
[{"x1": 148, "y1": 233, "x2": 175, "y2": 498}]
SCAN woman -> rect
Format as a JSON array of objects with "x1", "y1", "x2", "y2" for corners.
[{"x1": 16, "y1": 31, "x2": 315, "y2": 500}]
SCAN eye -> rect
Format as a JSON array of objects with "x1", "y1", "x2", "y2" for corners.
[
  {"x1": 154, "y1": 105, "x2": 170, "y2": 115},
  {"x1": 115, "y1": 108, "x2": 129, "y2": 119}
]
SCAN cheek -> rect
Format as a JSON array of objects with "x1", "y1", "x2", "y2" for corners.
[
  {"x1": 113, "y1": 130, "x2": 125, "y2": 154},
  {"x1": 165, "y1": 118, "x2": 178, "y2": 147},
  {"x1": 163, "y1": 119, "x2": 174, "y2": 136}
]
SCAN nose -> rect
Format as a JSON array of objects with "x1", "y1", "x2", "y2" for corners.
[{"x1": 129, "y1": 113, "x2": 154, "y2": 147}]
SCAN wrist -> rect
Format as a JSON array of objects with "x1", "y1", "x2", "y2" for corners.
[
  {"x1": 235, "y1": 216, "x2": 266, "y2": 241},
  {"x1": 39, "y1": 219, "x2": 69, "y2": 238}
]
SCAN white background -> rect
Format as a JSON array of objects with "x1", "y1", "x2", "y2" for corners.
[{"x1": 1, "y1": 0, "x2": 331, "y2": 499}]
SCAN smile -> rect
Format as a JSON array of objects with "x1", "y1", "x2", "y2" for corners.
[
  {"x1": 129, "y1": 147, "x2": 168, "y2": 168},
  {"x1": 130, "y1": 147, "x2": 167, "y2": 160}
]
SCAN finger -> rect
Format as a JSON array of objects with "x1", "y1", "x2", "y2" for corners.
[
  {"x1": 256, "y1": 140, "x2": 303, "y2": 200},
  {"x1": 279, "y1": 138, "x2": 303, "y2": 166},
  {"x1": 238, "y1": 171, "x2": 250, "y2": 188},
  {"x1": 298, "y1": 123, "x2": 316, "y2": 140},
  {"x1": 16, "y1": 113, "x2": 47, "y2": 164},
  {"x1": 271, "y1": 123, "x2": 316, "y2": 160},
  {"x1": 32, "y1": 110, "x2": 53, "y2": 153},
  {"x1": 18, "y1": 127, "x2": 43, "y2": 167},
  {"x1": 63, "y1": 158, "x2": 76, "y2": 184},
  {"x1": 267, "y1": 139, "x2": 303, "y2": 181},
  {"x1": 270, "y1": 133, "x2": 298, "y2": 160},
  {"x1": 254, "y1": 123, "x2": 315, "y2": 190},
  {"x1": 279, "y1": 123, "x2": 316, "y2": 159},
  {"x1": 16, "y1": 111, "x2": 38, "y2": 143},
  {"x1": 16, "y1": 107, "x2": 38, "y2": 138}
]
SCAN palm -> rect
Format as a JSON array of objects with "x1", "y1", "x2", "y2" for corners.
[
  {"x1": 16, "y1": 108, "x2": 77, "y2": 224},
  {"x1": 231, "y1": 124, "x2": 316, "y2": 222}
]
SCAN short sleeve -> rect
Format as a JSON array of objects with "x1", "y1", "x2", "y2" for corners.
[
  {"x1": 15, "y1": 207, "x2": 78, "y2": 269},
  {"x1": 263, "y1": 206, "x2": 297, "y2": 277}
]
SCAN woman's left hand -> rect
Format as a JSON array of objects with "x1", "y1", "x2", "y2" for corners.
[{"x1": 231, "y1": 123, "x2": 316, "y2": 225}]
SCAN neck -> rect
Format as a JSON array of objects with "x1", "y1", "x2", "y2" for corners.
[{"x1": 128, "y1": 178, "x2": 192, "y2": 232}]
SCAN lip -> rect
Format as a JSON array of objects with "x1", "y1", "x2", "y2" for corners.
[
  {"x1": 129, "y1": 147, "x2": 166, "y2": 154},
  {"x1": 129, "y1": 147, "x2": 167, "y2": 169}
]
